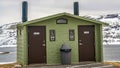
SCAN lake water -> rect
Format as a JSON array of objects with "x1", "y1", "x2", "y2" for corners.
[
  {"x1": 0, "y1": 45, "x2": 120, "y2": 64},
  {"x1": 103, "y1": 45, "x2": 120, "y2": 62},
  {"x1": 0, "y1": 47, "x2": 16, "y2": 64}
]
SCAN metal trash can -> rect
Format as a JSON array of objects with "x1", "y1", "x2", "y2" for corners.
[{"x1": 60, "y1": 43, "x2": 71, "y2": 64}]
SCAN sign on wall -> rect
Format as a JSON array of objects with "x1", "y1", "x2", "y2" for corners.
[{"x1": 56, "y1": 18, "x2": 67, "y2": 24}]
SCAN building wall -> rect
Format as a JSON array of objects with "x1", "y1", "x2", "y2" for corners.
[
  {"x1": 17, "y1": 26, "x2": 28, "y2": 65},
  {"x1": 17, "y1": 16, "x2": 103, "y2": 65},
  {"x1": 95, "y1": 25, "x2": 103, "y2": 62},
  {"x1": 17, "y1": 27, "x2": 24, "y2": 64}
]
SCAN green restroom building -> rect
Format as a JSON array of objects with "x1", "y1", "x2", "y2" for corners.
[{"x1": 17, "y1": 12, "x2": 108, "y2": 65}]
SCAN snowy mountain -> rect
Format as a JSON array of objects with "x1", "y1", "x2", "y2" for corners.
[
  {"x1": 85, "y1": 14, "x2": 120, "y2": 45},
  {"x1": 0, "y1": 22, "x2": 18, "y2": 47}
]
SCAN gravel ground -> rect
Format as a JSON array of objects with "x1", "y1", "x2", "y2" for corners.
[
  {"x1": 26, "y1": 62, "x2": 119, "y2": 68},
  {"x1": 0, "y1": 62, "x2": 119, "y2": 68},
  {"x1": 0, "y1": 63, "x2": 16, "y2": 68}
]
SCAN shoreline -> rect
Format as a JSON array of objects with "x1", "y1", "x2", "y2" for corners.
[{"x1": 0, "y1": 62, "x2": 16, "y2": 65}]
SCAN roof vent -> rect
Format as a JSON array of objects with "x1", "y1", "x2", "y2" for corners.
[
  {"x1": 74, "y1": 2, "x2": 79, "y2": 16},
  {"x1": 22, "y1": 1, "x2": 28, "y2": 22}
]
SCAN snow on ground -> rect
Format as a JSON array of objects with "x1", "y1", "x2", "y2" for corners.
[
  {"x1": 0, "y1": 62, "x2": 16, "y2": 64},
  {"x1": 0, "y1": 45, "x2": 16, "y2": 48}
]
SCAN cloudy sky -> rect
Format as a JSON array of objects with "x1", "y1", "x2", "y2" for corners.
[{"x1": 0, "y1": 0, "x2": 120, "y2": 25}]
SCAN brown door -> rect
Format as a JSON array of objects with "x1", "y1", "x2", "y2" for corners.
[
  {"x1": 28, "y1": 26, "x2": 46, "y2": 64},
  {"x1": 78, "y1": 25, "x2": 95, "y2": 62}
]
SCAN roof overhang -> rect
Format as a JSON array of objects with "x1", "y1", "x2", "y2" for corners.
[{"x1": 18, "y1": 12, "x2": 109, "y2": 26}]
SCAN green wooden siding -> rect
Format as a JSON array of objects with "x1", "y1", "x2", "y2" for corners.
[
  {"x1": 17, "y1": 26, "x2": 28, "y2": 65},
  {"x1": 17, "y1": 15, "x2": 104, "y2": 65},
  {"x1": 95, "y1": 25, "x2": 103, "y2": 62},
  {"x1": 17, "y1": 27, "x2": 24, "y2": 64}
]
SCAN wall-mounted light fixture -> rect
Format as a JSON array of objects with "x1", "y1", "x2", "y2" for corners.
[
  {"x1": 69, "y1": 29, "x2": 75, "y2": 41},
  {"x1": 49, "y1": 30, "x2": 55, "y2": 41}
]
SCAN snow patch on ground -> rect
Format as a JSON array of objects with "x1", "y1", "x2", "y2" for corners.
[{"x1": 0, "y1": 62, "x2": 15, "y2": 64}]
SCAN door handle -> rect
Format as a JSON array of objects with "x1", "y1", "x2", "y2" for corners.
[
  {"x1": 79, "y1": 43, "x2": 83, "y2": 45},
  {"x1": 42, "y1": 44, "x2": 46, "y2": 46},
  {"x1": 79, "y1": 40, "x2": 82, "y2": 42},
  {"x1": 43, "y1": 40, "x2": 45, "y2": 43}
]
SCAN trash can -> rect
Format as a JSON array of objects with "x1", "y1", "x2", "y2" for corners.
[{"x1": 60, "y1": 43, "x2": 71, "y2": 64}]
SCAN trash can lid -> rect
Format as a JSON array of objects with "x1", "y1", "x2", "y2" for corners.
[{"x1": 60, "y1": 43, "x2": 71, "y2": 50}]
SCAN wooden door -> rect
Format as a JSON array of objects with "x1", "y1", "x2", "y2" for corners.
[
  {"x1": 78, "y1": 25, "x2": 95, "y2": 62},
  {"x1": 28, "y1": 26, "x2": 46, "y2": 64}
]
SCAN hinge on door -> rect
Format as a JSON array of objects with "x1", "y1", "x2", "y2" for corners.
[
  {"x1": 28, "y1": 44, "x2": 30, "y2": 47},
  {"x1": 28, "y1": 30, "x2": 29, "y2": 33},
  {"x1": 94, "y1": 57, "x2": 96, "y2": 60},
  {"x1": 94, "y1": 42, "x2": 95, "y2": 46},
  {"x1": 93, "y1": 30, "x2": 95, "y2": 33}
]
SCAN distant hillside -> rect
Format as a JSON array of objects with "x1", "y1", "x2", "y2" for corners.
[
  {"x1": 85, "y1": 13, "x2": 120, "y2": 45},
  {"x1": 0, "y1": 13, "x2": 120, "y2": 47},
  {"x1": 0, "y1": 22, "x2": 18, "y2": 47}
]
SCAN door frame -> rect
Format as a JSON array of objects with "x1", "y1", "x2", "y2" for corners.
[
  {"x1": 78, "y1": 25, "x2": 95, "y2": 62},
  {"x1": 27, "y1": 26, "x2": 46, "y2": 64}
]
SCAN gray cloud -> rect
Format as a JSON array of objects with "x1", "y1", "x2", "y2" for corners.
[
  {"x1": 80, "y1": 0, "x2": 120, "y2": 10},
  {"x1": 1, "y1": 0, "x2": 120, "y2": 25}
]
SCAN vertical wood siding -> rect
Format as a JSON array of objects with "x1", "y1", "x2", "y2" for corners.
[{"x1": 17, "y1": 16, "x2": 103, "y2": 65}]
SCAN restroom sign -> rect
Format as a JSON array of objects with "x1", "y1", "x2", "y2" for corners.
[
  {"x1": 84, "y1": 31, "x2": 89, "y2": 34},
  {"x1": 33, "y1": 32, "x2": 40, "y2": 35}
]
